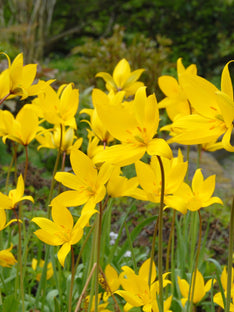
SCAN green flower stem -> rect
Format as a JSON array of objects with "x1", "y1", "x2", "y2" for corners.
[
  {"x1": 5, "y1": 142, "x2": 18, "y2": 192},
  {"x1": 148, "y1": 215, "x2": 158, "y2": 287},
  {"x1": 68, "y1": 246, "x2": 75, "y2": 312},
  {"x1": 225, "y1": 197, "x2": 234, "y2": 312},
  {"x1": 166, "y1": 210, "x2": 176, "y2": 296},
  {"x1": 189, "y1": 212, "x2": 198, "y2": 273},
  {"x1": 23, "y1": 145, "x2": 29, "y2": 182},
  {"x1": 157, "y1": 155, "x2": 165, "y2": 311},
  {"x1": 74, "y1": 263, "x2": 97, "y2": 312},
  {"x1": 188, "y1": 211, "x2": 202, "y2": 312},
  {"x1": 95, "y1": 202, "x2": 103, "y2": 312},
  {"x1": 17, "y1": 215, "x2": 25, "y2": 312}
]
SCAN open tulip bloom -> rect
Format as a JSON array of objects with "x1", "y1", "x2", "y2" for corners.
[
  {"x1": 0, "y1": 175, "x2": 34, "y2": 210},
  {"x1": 161, "y1": 60, "x2": 234, "y2": 151},
  {"x1": 51, "y1": 149, "x2": 113, "y2": 211},
  {"x1": 93, "y1": 87, "x2": 172, "y2": 167},
  {"x1": 32, "y1": 204, "x2": 96, "y2": 267}
]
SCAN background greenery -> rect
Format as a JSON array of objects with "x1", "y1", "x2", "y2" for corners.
[{"x1": 0, "y1": 0, "x2": 233, "y2": 90}]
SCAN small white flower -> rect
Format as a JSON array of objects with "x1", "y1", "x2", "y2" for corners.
[{"x1": 123, "y1": 250, "x2": 131, "y2": 258}]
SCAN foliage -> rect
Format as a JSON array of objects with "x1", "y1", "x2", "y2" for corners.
[{"x1": 0, "y1": 51, "x2": 233, "y2": 312}]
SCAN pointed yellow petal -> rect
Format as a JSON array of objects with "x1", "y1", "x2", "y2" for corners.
[
  {"x1": 158, "y1": 75, "x2": 180, "y2": 97},
  {"x1": 51, "y1": 204, "x2": 73, "y2": 230},
  {"x1": 177, "y1": 276, "x2": 189, "y2": 298},
  {"x1": 54, "y1": 172, "x2": 84, "y2": 190},
  {"x1": 0, "y1": 193, "x2": 12, "y2": 209},
  {"x1": 147, "y1": 138, "x2": 172, "y2": 159},
  {"x1": 51, "y1": 190, "x2": 89, "y2": 207},
  {"x1": 135, "y1": 160, "x2": 157, "y2": 194},
  {"x1": 113, "y1": 59, "x2": 131, "y2": 88},
  {"x1": 57, "y1": 242, "x2": 71, "y2": 267},
  {"x1": 0, "y1": 210, "x2": 7, "y2": 230},
  {"x1": 96, "y1": 72, "x2": 116, "y2": 90},
  {"x1": 139, "y1": 258, "x2": 156, "y2": 284},
  {"x1": 93, "y1": 144, "x2": 145, "y2": 167},
  {"x1": 192, "y1": 169, "x2": 204, "y2": 195},
  {"x1": 221, "y1": 61, "x2": 233, "y2": 100},
  {"x1": 70, "y1": 149, "x2": 97, "y2": 185},
  {"x1": 179, "y1": 72, "x2": 219, "y2": 118},
  {"x1": 33, "y1": 229, "x2": 64, "y2": 245}
]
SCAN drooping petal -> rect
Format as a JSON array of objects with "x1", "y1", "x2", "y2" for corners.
[
  {"x1": 33, "y1": 229, "x2": 64, "y2": 245},
  {"x1": 115, "y1": 290, "x2": 143, "y2": 307},
  {"x1": 93, "y1": 144, "x2": 145, "y2": 167},
  {"x1": 51, "y1": 190, "x2": 89, "y2": 207},
  {"x1": 57, "y1": 242, "x2": 71, "y2": 267},
  {"x1": 147, "y1": 138, "x2": 172, "y2": 159}
]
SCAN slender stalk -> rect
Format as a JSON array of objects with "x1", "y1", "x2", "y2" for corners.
[
  {"x1": 188, "y1": 211, "x2": 202, "y2": 312},
  {"x1": 95, "y1": 202, "x2": 103, "y2": 312},
  {"x1": 156, "y1": 155, "x2": 165, "y2": 311},
  {"x1": 148, "y1": 216, "x2": 158, "y2": 287},
  {"x1": 74, "y1": 263, "x2": 97, "y2": 312},
  {"x1": 68, "y1": 246, "x2": 75, "y2": 312},
  {"x1": 23, "y1": 145, "x2": 29, "y2": 181},
  {"x1": 166, "y1": 210, "x2": 176, "y2": 296},
  {"x1": 98, "y1": 266, "x2": 121, "y2": 312},
  {"x1": 15, "y1": 210, "x2": 25, "y2": 312},
  {"x1": 0, "y1": 92, "x2": 11, "y2": 105},
  {"x1": 225, "y1": 197, "x2": 234, "y2": 312}
]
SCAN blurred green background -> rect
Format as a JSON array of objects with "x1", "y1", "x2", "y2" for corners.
[{"x1": 0, "y1": 0, "x2": 233, "y2": 91}]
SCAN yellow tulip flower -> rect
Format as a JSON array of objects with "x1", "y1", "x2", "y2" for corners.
[
  {"x1": 32, "y1": 83, "x2": 79, "y2": 128},
  {"x1": 177, "y1": 270, "x2": 213, "y2": 307},
  {"x1": 0, "y1": 110, "x2": 15, "y2": 138},
  {"x1": 0, "y1": 244, "x2": 17, "y2": 268},
  {"x1": 80, "y1": 106, "x2": 114, "y2": 145},
  {"x1": 162, "y1": 61, "x2": 234, "y2": 151},
  {"x1": 213, "y1": 266, "x2": 234, "y2": 310},
  {"x1": 32, "y1": 204, "x2": 95, "y2": 266},
  {"x1": 107, "y1": 166, "x2": 140, "y2": 198},
  {"x1": 115, "y1": 258, "x2": 171, "y2": 312},
  {"x1": 158, "y1": 58, "x2": 197, "y2": 121},
  {"x1": 84, "y1": 293, "x2": 112, "y2": 312},
  {"x1": 171, "y1": 168, "x2": 223, "y2": 213},
  {"x1": 0, "y1": 209, "x2": 19, "y2": 231},
  {"x1": 96, "y1": 58, "x2": 145, "y2": 97},
  {"x1": 32, "y1": 258, "x2": 53, "y2": 281},
  {"x1": 36, "y1": 125, "x2": 82, "y2": 154},
  {"x1": 99, "y1": 264, "x2": 120, "y2": 298},
  {"x1": 0, "y1": 52, "x2": 41, "y2": 102},
  {"x1": 2, "y1": 106, "x2": 39, "y2": 146},
  {"x1": 51, "y1": 149, "x2": 113, "y2": 211},
  {"x1": 134, "y1": 150, "x2": 188, "y2": 213},
  {"x1": 93, "y1": 87, "x2": 172, "y2": 166},
  {"x1": 0, "y1": 175, "x2": 34, "y2": 210}
]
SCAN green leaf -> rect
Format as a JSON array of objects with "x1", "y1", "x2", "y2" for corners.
[{"x1": 2, "y1": 294, "x2": 20, "y2": 312}]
